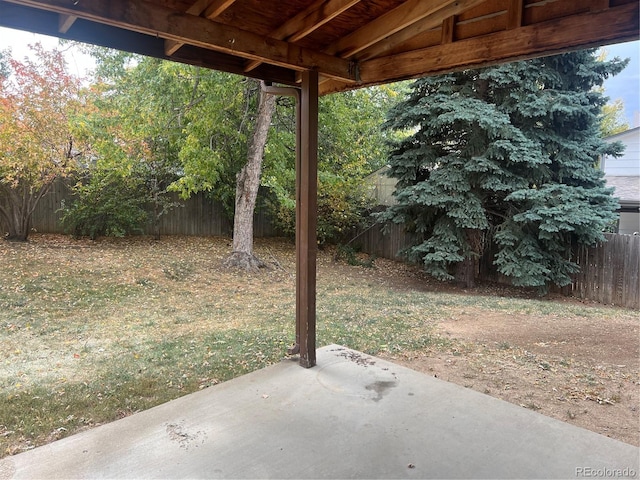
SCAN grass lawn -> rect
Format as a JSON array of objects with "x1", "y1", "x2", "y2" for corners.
[{"x1": 1, "y1": 234, "x2": 638, "y2": 455}]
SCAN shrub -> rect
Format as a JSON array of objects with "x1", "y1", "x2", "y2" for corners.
[{"x1": 60, "y1": 169, "x2": 149, "y2": 239}]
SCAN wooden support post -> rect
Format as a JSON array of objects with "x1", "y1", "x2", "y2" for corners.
[
  {"x1": 261, "y1": 84, "x2": 302, "y2": 357},
  {"x1": 297, "y1": 69, "x2": 319, "y2": 368}
]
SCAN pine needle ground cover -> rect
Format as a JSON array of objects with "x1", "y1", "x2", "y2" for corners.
[{"x1": 1, "y1": 235, "x2": 637, "y2": 456}]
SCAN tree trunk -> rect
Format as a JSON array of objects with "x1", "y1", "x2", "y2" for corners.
[
  {"x1": 456, "y1": 256, "x2": 476, "y2": 289},
  {"x1": 455, "y1": 228, "x2": 484, "y2": 288},
  {"x1": 224, "y1": 82, "x2": 277, "y2": 270},
  {"x1": 0, "y1": 185, "x2": 35, "y2": 242}
]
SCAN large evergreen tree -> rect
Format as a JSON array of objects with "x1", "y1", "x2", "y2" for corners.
[{"x1": 382, "y1": 50, "x2": 627, "y2": 289}]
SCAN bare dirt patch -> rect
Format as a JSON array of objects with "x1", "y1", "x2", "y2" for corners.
[{"x1": 383, "y1": 310, "x2": 639, "y2": 446}]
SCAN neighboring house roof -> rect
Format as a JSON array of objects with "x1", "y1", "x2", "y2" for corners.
[
  {"x1": 604, "y1": 176, "x2": 640, "y2": 205},
  {"x1": 603, "y1": 126, "x2": 640, "y2": 141}
]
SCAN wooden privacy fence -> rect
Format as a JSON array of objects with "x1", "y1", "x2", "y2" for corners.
[
  {"x1": 30, "y1": 179, "x2": 277, "y2": 238},
  {"x1": 352, "y1": 222, "x2": 413, "y2": 261},
  {"x1": 353, "y1": 223, "x2": 640, "y2": 309},
  {"x1": 570, "y1": 233, "x2": 640, "y2": 309}
]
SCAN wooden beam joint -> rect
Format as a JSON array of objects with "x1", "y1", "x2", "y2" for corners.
[
  {"x1": 507, "y1": 0, "x2": 523, "y2": 30},
  {"x1": 441, "y1": 15, "x2": 455, "y2": 44}
]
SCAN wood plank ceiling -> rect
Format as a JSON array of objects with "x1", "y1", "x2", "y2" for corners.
[{"x1": 0, "y1": 0, "x2": 637, "y2": 95}]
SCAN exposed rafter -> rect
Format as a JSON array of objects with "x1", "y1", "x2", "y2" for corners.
[
  {"x1": 2, "y1": 0, "x2": 357, "y2": 82},
  {"x1": 57, "y1": 13, "x2": 75, "y2": 33},
  {"x1": 165, "y1": 0, "x2": 238, "y2": 56},
  {"x1": 353, "y1": 0, "x2": 486, "y2": 61},
  {"x1": 325, "y1": 0, "x2": 485, "y2": 59},
  {"x1": 244, "y1": 0, "x2": 361, "y2": 73}
]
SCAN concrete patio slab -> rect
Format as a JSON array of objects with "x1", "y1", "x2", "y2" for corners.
[{"x1": 1, "y1": 345, "x2": 638, "y2": 479}]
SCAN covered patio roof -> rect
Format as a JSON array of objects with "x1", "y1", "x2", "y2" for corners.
[
  {"x1": 0, "y1": 0, "x2": 637, "y2": 95},
  {"x1": 0, "y1": 0, "x2": 638, "y2": 367}
]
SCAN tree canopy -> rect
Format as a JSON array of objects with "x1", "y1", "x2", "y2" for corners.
[
  {"x1": 62, "y1": 48, "x2": 400, "y2": 245},
  {"x1": 599, "y1": 98, "x2": 630, "y2": 137},
  {"x1": 265, "y1": 84, "x2": 401, "y2": 244},
  {"x1": 382, "y1": 50, "x2": 627, "y2": 289},
  {"x1": 0, "y1": 44, "x2": 83, "y2": 241}
]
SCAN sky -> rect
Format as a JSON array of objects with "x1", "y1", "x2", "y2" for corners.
[
  {"x1": 600, "y1": 40, "x2": 640, "y2": 127},
  {"x1": 0, "y1": 27, "x2": 96, "y2": 78},
  {"x1": 0, "y1": 26, "x2": 638, "y2": 125}
]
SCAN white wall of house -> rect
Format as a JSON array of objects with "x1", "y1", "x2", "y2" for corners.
[
  {"x1": 602, "y1": 127, "x2": 640, "y2": 234},
  {"x1": 601, "y1": 127, "x2": 640, "y2": 176},
  {"x1": 618, "y1": 212, "x2": 640, "y2": 235},
  {"x1": 365, "y1": 166, "x2": 398, "y2": 206}
]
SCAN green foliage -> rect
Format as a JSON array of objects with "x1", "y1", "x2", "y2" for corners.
[
  {"x1": 169, "y1": 74, "x2": 257, "y2": 219},
  {"x1": 65, "y1": 48, "x2": 403, "y2": 243},
  {"x1": 599, "y1": 99, "x2": 630, "y2": 137},
  {"x1": 269, "y1": 174, "x2": 375, "y2": 245},
  {"x1": 60, "y1": 168, "x2": 149, "y2": 239},
  {"x1": 383, "y1": 50, "x2": 625, "y2": 289},
  {"x1": 265, "y1": 85, "x2": 403, "y2": 244}
]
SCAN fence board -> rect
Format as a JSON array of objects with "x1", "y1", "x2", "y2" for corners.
[
  {"x1": 568, "y1": 234, "x2": 640, "y2": 309},
  {"x1": 30, "y1": 180, "x2": 72, "y2": 234},
  {"x1": 622, "y1": 235, "x2": 639, "y2": 308}
]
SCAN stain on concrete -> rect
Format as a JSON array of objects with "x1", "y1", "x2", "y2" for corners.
[
  {"x1": 165, "y1": 422, "x2": 207, "y2": 450},
  {"x1": 365, "y1": 380, "x2": 397, "y2": 402}
]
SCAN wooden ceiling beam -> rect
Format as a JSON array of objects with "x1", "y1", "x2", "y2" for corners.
[
  {"x1": 165, "y1": 0, "x2": 238, "y2": 56},
  {"x1": 354, "y1": 0, "x2": 486, "y2": 61},
  {"x1": 358, "y1": 2, "x2": 639, "y2": 87},
  {"x1": 244, "y1": 0, "x2": 361, "y2": 73},
  {"x1": 203, "y1": 0, "x2": 237, "y2": 19},
  {"x1": 590, "y1": 0, "x2": 610, "y2": 13},
  {"x1": 4, "y1": 0, "x2": 356, "y2": 82},
  {"x1": 277, "y1": 0, "x2": 361, "y2": 43},
  {"x1": 57, "y1": 13, "x2": 76, "y2": 33},
  {"x1": 325, "y1": 0, "x2": 483, "y2": 59},
  {"x1": 170, "y1": 44, "x2": 299, "y2": 85},
  {"x1": 1, "y1": 1, "x2": 300, "y2": 86}
]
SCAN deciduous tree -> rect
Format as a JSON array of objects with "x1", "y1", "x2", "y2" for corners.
[
  {"x1": 265, "y1": 85, "x2": 402, "y2": 245},
  {"x1": 600, "y1": 99, "x2": 630, "y2": 137},
  {"x1": 0, "y1": 44, "x2": 82, "y2": 241},
  {"x1": 63, "y1": 53, "x2": 186, "y2": 239},
  {"x1": 224, "y1": 83, "x2": 276, "y2": 269}
]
